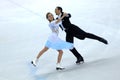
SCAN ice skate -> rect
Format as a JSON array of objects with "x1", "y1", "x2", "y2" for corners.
[
  {"x1": 56, "y1": 63, "x2": 65, "y2": 70},
  {"x1": 99, "y1": 38, "x2": 108, "y2": 44},
  {"x1": 76, "y1": 57, "x2": 84, "y2": 64},
  {"x1": 31, "y1": 59, "x2": 38, "y2": 67}
]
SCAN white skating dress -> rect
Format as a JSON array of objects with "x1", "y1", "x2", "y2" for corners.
[{"x1": 45, "y1": 20, "x2": 73, "y2": 50}]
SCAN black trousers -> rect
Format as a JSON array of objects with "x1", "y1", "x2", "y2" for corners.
[
  {"x1": 65, "y1": 24, "x2": 103, "y2": 43},
  {"x1": 65, "y1": 24, "x2": 103, "y2": 59}
]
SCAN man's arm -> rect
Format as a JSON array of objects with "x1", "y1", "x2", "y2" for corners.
[
  {"x1": 66, "y1": 13, "x2": 71, "y2": 18},
  {"x1": 55, "y1": 13, "x2": 68, "y2": 24},
  {"x1": 62, "y1": 12, "x2": 71, "y2": 18}
]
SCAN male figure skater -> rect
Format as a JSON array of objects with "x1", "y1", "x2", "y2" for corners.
[{"x1": 55, "y1": 6, "x2": 108, "y2": 64}]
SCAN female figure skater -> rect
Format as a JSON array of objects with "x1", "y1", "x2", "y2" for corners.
[{"x1": 31, "y1": 12, "x2": 73, "y2": 70}]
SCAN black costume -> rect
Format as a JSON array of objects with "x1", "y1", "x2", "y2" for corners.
[{"x1": 59, "y1": 12, "x2": 108, "y2": 63}]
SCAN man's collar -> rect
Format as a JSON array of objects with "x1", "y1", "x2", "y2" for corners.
[{"x1": 58, "y1": 13, "x2": 62, "y2": 18}]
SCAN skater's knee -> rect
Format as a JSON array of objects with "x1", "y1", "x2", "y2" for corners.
[
  {"x1": 43, "y1": 47, "x2": 49, "y2": 51},
  {"x1": 58, "y1": 50, "x2": 63, "y2": 54}
]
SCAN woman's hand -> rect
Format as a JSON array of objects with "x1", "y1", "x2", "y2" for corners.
[
  {"x1": 63, "y1": 13, "x2": 68, "y2": 17},
  {"x1": 55, "y1": 13, "x2": 68, "y2": 24}
]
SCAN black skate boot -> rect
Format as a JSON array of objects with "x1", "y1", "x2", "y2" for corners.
[
  {"x1": 99, "y1": 38, "x2": 108, "y2": 44},
  {"x1": 76, "y1": 57, "x2": 84, "y2": 64}
]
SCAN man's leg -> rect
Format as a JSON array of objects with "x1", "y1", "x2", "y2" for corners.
[
  {"x1": 66, "y1": 33, "x2": 84, "y2": 64},
  {"x1": 85, "y1": 32, "x2": 108, "y2": 44},
  {"x1": 72, "y1": 25, "x2": 108, "y2": 44},
  {"x1": 75, "y1": 30, "x2": 108, "y2": 44},
  {"x1": 70, "y1": 47, "x2": 84, "y2": 64}
]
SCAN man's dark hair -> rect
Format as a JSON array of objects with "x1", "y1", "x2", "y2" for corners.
[{"x1": 56, "y1": 6, "x2": 63, "y2": 12}]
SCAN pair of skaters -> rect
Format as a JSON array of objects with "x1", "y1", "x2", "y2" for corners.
[{"x1": 31, "y1": 6, "x2": 108, "y2": 70}]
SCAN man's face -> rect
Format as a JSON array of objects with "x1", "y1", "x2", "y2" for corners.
[{"x1": 55, "y1": 8, "x2": 60, "y2": 15}]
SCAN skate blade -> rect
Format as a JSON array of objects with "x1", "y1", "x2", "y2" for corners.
[
  {"x1": 56, "y1": 67, "x2": 65, "y2": 70},
  {"x1": 31, "y1": 61, "x2": 36, "y2": 67},
  {"x1": 76, "y1": 61, "x2": 84, "y2": 65}
]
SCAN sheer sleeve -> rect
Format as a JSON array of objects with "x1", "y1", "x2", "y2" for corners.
[{"x1": 49, "y1": 20, "x2": 59, "y2": 34}]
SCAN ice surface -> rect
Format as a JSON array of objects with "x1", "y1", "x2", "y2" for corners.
[{"x1": 0, "y1": 0, "x2": 120, "y2": 80}]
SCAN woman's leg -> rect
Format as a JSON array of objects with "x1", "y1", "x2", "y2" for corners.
[
  {"x1": 31, "y1": 47, "x2": 49, "y2": 67},
  {"x1": 57, "y1": 50, "x2": 63, "y2": 64},
  {"x1": 56, "y1": 50, "x2": 64, "y2": 70},
  {"x1": 36, "y1": 47, "x2": 49, "y2": 59}
]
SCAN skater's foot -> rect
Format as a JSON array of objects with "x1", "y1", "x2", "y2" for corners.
[
  {"x1": 31, "y1": 61, "x2": 36, "y2": 67},
  {"x1": 99, "y1": 38, "x2": 108, "y2": 44},
  {"x1": 76, "y1": 57, "x2": 84, "y2": 64},
  {"x1": 31, "y1": 59, "x2": 38, "y2": 67},
  {"x1": 56, "y1": 63, "x2": 65, "y2": 70}
]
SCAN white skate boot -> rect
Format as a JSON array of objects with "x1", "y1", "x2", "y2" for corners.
[
  {"x1": 56, "y1": 63, "x2": 65, "y2": 70},
  {"x1": 31, "y1": 58, "x2": 38, "y2": 67}
]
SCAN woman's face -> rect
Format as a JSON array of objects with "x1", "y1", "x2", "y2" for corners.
[{"x1": 47, "y1": 13, "x2": 54, "y2": 22}]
